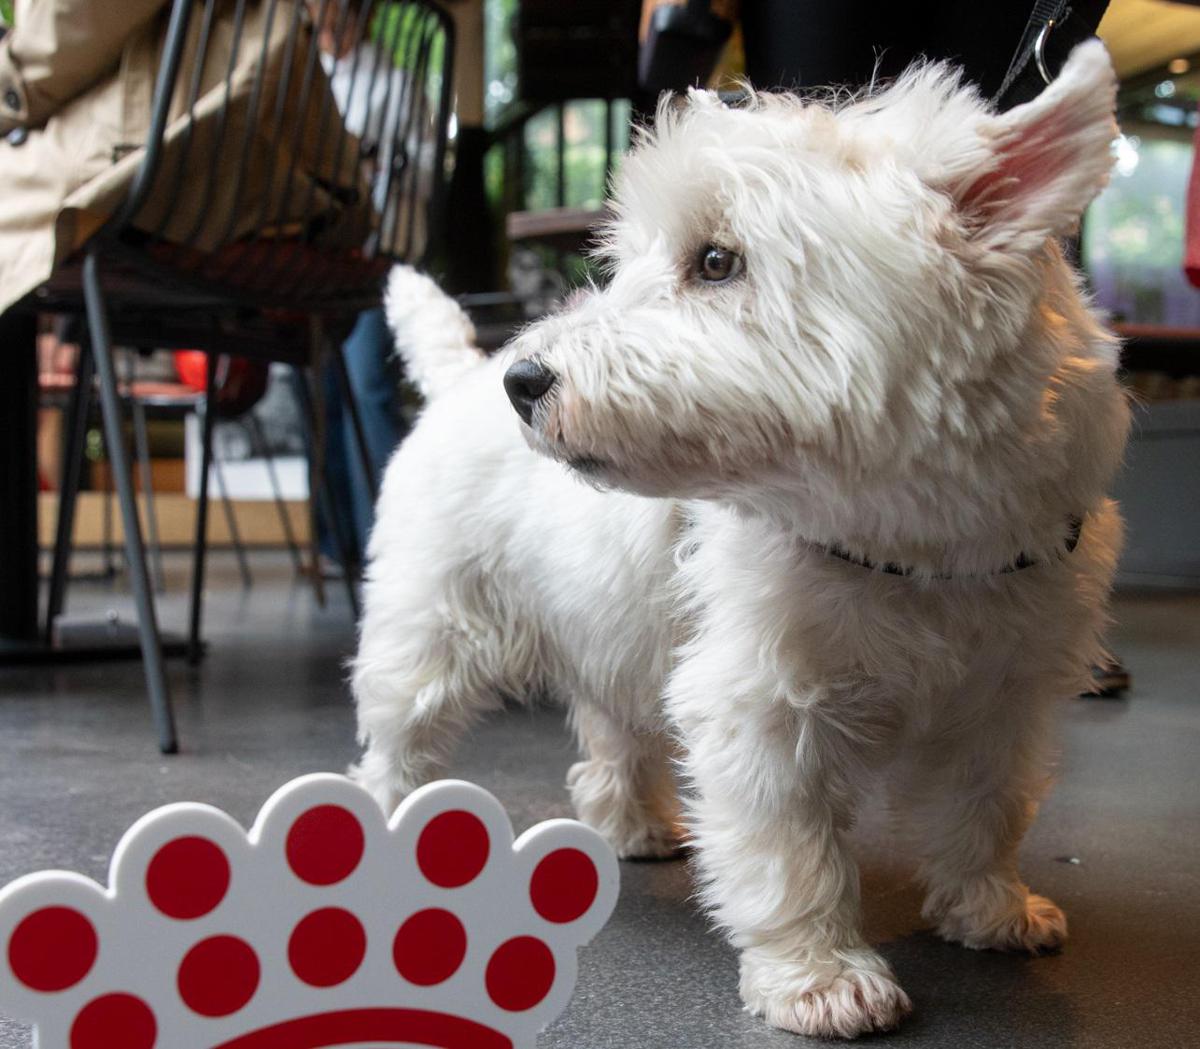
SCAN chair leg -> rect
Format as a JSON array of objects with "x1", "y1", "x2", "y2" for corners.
[
  {"x1": 101, "y1": 434, "x2": 116, "y2": 577},
  {"x1": 45, "y1": 339, "x2": 95, "y2": 639},
  {"x1": 250, "y1": 414, "x2": 304, "y2": 575},
  {"x1": 82, "y1": 251, "x2": 177, "y2": 754},
  {"x1": 129, "y1": 380, "x2": 166, "y2": 594},
  {"x1": 329, "y1": 340, "x2": 380, "y2": 500},
  {"x1": 213, "y1": 454, "x2": 252, "y2": 589},
  {"x1": 293, "y1": 365, "x2": 358, "y2": 618},
  {"x1": 290, "y1": 367, "x2": 325, "y2": 608},
  {"x1": 188, "y1": 355, "x2": 218, "y2": 664}
]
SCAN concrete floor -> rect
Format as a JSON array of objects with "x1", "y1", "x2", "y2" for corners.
[{"x1": 0, "y1": 553, "x2": 1197, "y2": 1048}]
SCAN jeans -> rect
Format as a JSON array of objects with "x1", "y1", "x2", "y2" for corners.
[{"x1": 321, "y1": 307, "x2": 404, "y2": 565}]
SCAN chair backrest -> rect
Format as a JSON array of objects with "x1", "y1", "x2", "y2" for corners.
[{"x1": 104, "y1": 0, "x2": 455, "y2": 313}]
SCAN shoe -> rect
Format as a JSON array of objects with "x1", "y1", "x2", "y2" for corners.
[{"x1": 1084, "y1": 654, "x2": 1131, "y2": 698}]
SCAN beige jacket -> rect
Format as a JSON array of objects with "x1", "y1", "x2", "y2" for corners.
[{"x1": 0, "y1": 0, "x2": 370, "y2": 314}]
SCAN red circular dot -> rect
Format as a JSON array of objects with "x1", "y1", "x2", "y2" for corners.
[
  {"x1": 393, "y1": 909, "x2": 467, "y2": 986},
  {"x1": 416, "y1": 811, "x2": 489, "y2": 888},
  {"x1": 288, "y1": 908, "x2": 366, "y2": 987},
  {"x1": 286, "y1": 806, "x2": 365, "y2": 886},
  {"x1": 177, "y1": 935, "x2": 259, "y2": 1017},
  {"x1": 530, "y1": 848, "x2": 599, "y2": 924},
  {"x1": 485, "y1": 936, "x2": 555, "y2": 1012},
  {"x1": 8, "y1": 907, "x2": 97, "y2": 992},
  {"x1": 70, "y1": 993, "x2": 156, "y2": 1049},
  {"x1": 146, "y1": 837, "x2": 230, "y2": 920}
]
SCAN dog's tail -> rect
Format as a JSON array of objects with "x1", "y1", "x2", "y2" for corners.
[{"x1": 384, "y1": 265, "x2": 486, "y2": 399}]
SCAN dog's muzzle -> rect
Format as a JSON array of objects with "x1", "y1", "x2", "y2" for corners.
[{"x1": 503, "y1": 358, "x2": 557, "y2": 426}]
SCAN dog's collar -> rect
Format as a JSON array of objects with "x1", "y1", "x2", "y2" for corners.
[{"x1": 822, "y1": 516, "x2": 1083, "y2": 580}]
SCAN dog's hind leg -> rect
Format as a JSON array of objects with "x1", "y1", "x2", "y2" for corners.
[
  {"x1": 350, "y1": 562, "x2": 534, "y2": 818},
  {"x1": 905, "y1": 694, "x2": 1067, "y2": 954},
  {"x1": 567, "y1": 702, "x2": 682, "y2": 860}
]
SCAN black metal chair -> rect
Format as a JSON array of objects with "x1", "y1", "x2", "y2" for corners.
[{"x1": 22, "y1": 0, "x2": 455, "y2": 753}]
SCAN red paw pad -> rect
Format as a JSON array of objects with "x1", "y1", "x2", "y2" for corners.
[
  {"x1": 8, "y1": 907, "x2": 97, "y2": 992},
  {"x1": 70, "y1": 993, "x2": 156, "y2": 1049},
  {"x1": 416, "y1": 809, "x2": 490, "y2": 888},
  {"x1": 146, "y1": 836, "x2": 230, "y2": 919},
  {"x1": 289, "y1": 908, "x2": 366, "y2": 988},
  {"x1": 531, "y1": 849, "x2": 599, "y2": 924},
  {"x1": 486, "y1": 936, "x2": 556, "y2": 1012},
  {"x1": 178, "y1": 935, "x2": 260, "y2": 1016},
  {"x1": 394, "y1": 908, "x2": 467, "y2": 986},
  {"x1": 286, "y1": 805, "x2": 365, "y2": 886}
]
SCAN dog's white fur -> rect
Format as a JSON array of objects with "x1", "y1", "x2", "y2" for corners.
[{"x1": 353, "y1": 41, "x2": 1128, "y2": 1038}]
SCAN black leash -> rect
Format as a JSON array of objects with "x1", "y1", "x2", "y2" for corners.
[{"x1": 994, "y1": 0, "x2": 1074, "y2": 110}]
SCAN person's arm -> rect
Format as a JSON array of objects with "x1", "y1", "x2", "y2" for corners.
[{"x1": 0, "y1": 0, "x2": 168, "y2": 135}]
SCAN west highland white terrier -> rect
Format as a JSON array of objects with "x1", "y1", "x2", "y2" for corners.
[{"x1": 352, "y1": 41, "x2": 1129, "y2": 1038}]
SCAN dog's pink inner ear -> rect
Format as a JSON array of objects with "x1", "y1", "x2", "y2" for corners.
[
  {"x1": 952, "y1": 42, "x2": 1117, "y2": 249},
  {"x1": 962, "y1": 112, "x2": 1063, "y2": 220}
]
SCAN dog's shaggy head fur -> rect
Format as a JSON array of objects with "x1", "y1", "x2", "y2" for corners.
[{"x1": 510, "y1": 41, "x2": 1128, "y2": 572}]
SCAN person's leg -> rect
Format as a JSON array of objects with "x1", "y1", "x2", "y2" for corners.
[
  {"x1": 0, "y1": 307, "x2": 39, "y2": 643},
  {"x1": 320, "y1": 352, "x2": 360, "y2": 566},
  {"x1": 339, "y1": 306, "x2": 404, "y2": 554}
]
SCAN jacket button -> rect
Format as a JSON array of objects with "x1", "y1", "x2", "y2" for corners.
[
  {"x1": 2, "y1": 87, "x2": 19, "y2": 111},
  {"x1": 6, "y1": 126, "x2": 27, "y2": 146}
]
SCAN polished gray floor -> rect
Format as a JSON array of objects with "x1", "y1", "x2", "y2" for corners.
[{"x1": 1, "y1": 554, "x2": 1197, "y2": 1048}]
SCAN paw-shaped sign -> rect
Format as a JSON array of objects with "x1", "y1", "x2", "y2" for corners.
[{"x1": 0, "y1": 775, "x2": 619, "y2": 1048}]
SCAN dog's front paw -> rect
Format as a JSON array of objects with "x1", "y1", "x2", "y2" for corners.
[
  {"x1": 739, "y1": 947, "x2": 912, "y2": 1039},
  {"x1": 938, "y1": 891, "x2": 1067, "y2": 954}
]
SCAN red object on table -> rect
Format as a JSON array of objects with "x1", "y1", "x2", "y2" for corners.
[
  {"x1": 173, "y1": 351, "x2": 269, "y2": 419},
  {"x1": 1185, "y1": 113, "x2": 1200, "y2": 289}
]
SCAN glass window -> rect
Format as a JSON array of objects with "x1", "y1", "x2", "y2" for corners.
[
  {"x1": 1083, "y1": 75, "x2": 1200, "y2": 327},
  {"x1": 484, "y1": 0, "x2": 631, "y2": 213}
]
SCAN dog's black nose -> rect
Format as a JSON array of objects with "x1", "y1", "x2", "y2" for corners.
[{"x1": 503, "y1": 358, "x2": 557, "y2": 425}]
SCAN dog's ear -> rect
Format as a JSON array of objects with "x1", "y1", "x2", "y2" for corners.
[{"x1": 953, "y1": 40, "x2": 1118, "y2": 251}]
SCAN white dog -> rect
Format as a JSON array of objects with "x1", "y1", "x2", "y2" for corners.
[{"x1": 352, "y1": 41, "x2": 1128, "y2": 1038}]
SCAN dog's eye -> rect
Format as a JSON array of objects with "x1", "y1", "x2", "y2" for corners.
[{"x1": 697, "y1": 246, "x2": 743, "y2": 284}]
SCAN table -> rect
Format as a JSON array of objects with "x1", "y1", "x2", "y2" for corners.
[
  {"x1": 0, "y1": 310, "x2": 38, "y2": 646},
  {"x1": 0, "y1": 307, "x2": 188, "y2": 667}
]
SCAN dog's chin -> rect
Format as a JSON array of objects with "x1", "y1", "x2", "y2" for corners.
[
  {"x1": 521, "y1": 421, "x2": 715, "y2": 498},
  {"x1": 564, "y1": 454, "x2": 611, "y2": 476},
  {"x1": 565, "y1": 455, "x2": 689, "y2": 499},
  {"x1": 519, "y1": 424, "x2": 627, "y2": 490},
  {"x1": 560, "y1": 451, "x2": 627, "y2": 491}
]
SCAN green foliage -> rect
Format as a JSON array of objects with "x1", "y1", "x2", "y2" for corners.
[
  {"x1": 0, "y1": 0, "x2": 12, "y2": 26},
  {"x1": 521, "y1": 101, "x2": 629, "y2": 212},
  {"x1": 371, "y1": 3, "x2": 445, "y2": 94},
  {"x1": 481, "y1": 0, "x2": 632, "y2": 289},
  {"x1": 1086, "y1": 139, "x2": 1187, "y2": 270},
  {"x1": 484, "y1": 0, "x2": 518, "y2": 123},
  {"x1": 1083, "y1": 133, "x2": 1195, "y2": 325}
]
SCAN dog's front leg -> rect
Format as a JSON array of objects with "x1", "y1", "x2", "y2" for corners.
[{"x1": 675, "y1": 685, "x2": 911, "y2": 1039}]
